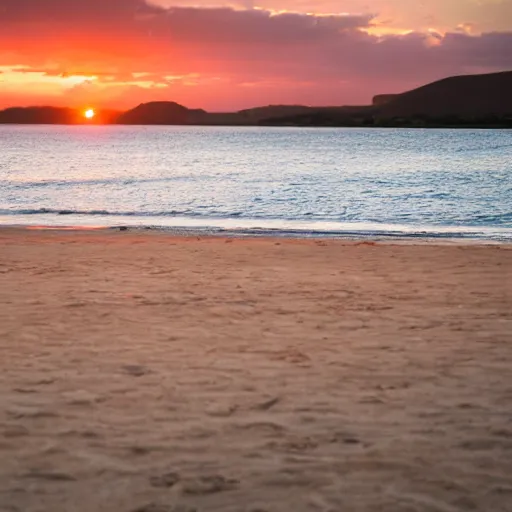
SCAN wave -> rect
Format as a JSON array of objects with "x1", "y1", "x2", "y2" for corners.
[
  {"x1": 0, "y1": 208, "x2": 192, "y2": 217},
  {"x1": 1, "y1": 208, "x2": 512, "y2": 226},
  {"x1": 455, "y1": 142, "x2": 512, "y2": 153},
  {"x1": 0, "y1": 207, "x2": 249, "y2": 219},
  {"x1": 1, "y1": 208, "x2": 511, "y2": 241},
  {"x1": 0, "y1": 177, "x2": 146, "y2": 189},
  {"x1": 234, "y1": 228, "x2": 495, "y2": 240},
  {"x1": 0, "y1": 173, "x2": 241, "y2": 190},
  {"x1": 473, "y1": 212, "x2": 512, "y2": 224}
]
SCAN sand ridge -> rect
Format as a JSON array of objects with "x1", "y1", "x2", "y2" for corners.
[{"x1": 0, "y1": 229, "x2": 511, "y2": 512}]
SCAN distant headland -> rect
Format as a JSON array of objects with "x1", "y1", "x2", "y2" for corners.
[{"x1": 1, "y1": 71, "x2": 511, "y2": 128}]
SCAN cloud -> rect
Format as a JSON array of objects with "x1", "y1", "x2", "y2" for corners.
[
  {"x1": 0, "y1": 0, "x2": 511, "y2": 109},
  {"x1": 151, "y1": 0, "x2": 512, "y2": 33},
  {"x1": 0, "y1": 0, "x2": 371, "y2": 35}
]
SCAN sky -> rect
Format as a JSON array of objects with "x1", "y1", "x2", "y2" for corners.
[{"x1": 1, "y1": 0, "x2": 511, "y2": 111}]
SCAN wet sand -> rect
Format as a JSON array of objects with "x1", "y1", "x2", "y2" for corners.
[{"x1": 0, "y1": 229, "x2": 511, "y2": 512}]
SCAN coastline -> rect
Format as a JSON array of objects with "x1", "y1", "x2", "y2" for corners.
[
  {"x1": 1, "y1": 122, "x2": 511, "y2": 128},
  {"x1": 1, "y1": 221, "x2": 511, "y2": 244},
  {"x1": 1, "y1": 228, "x2": 511, "y2": 512}
]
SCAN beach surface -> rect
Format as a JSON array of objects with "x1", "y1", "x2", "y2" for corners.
[{"x1": 0, "y1": 229, "x2": 511, "y2": 512}]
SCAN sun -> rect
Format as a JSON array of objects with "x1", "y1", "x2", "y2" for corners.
[{"x1": 84, "y1": 109, "x2": 95, "y2": 119}]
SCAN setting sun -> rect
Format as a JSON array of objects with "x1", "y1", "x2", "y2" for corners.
[{"x1": 84, "y1": 109, "x2": 95, "y2": 119}]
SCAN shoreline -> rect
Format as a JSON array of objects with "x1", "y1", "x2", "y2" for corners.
[
  {"x1": 1, "y1": 122, "x2": 512, "y2": 128},
  {"x1": 1, "y1": 224, "x2": 511, "y2": 245}
]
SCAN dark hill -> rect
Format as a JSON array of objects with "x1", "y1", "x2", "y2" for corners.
[
  {"x1": 237, "y1": 105, "x2": 316, "y2": 122},
  {"x1": 378, "y1": 71, "x2": 512, "y2": 119},
  {"x1": 263, "y1": 71, "x2": 512, "y2": 127},
  {"x1": 372, "y1": 94, "x2": 398, "y2": 106},
  {"x1": 116, "y1": 103, "x2": 323, "y2": 125},
  {"x1": 260, "y1": 106, "x2": 376, "y2": 126},
  {"x1": 0, "y1": 106, "x2": 76, "y2": 124},
  {"x1": 116, "y1": 102, "x2": 208, "y2": 125}
]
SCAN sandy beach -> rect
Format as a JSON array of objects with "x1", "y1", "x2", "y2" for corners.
[{"x1": 0, "y1": 228, "x2": 511, "y2": 512}]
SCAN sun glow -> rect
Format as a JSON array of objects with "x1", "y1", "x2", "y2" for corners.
[{"x1": 84, "y1": 109, "x2": 95, "y2": 119}]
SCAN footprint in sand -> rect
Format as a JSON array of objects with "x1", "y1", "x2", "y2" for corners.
[
  {"x1": 270, "y1": 348, "x2": 311, "y2": 366},
  {"x1": 122, "y1": 365, "x2": 151, "y2": 377},
  {"x1": 63, "y1": 390, "x2": 104, "y2": 406},
  {"x1": 205, "y1": 404, "x2": 238, "y2": 418},
  {"x1": 3, "y1": 425, "x2": 30, "y2": 438},
  {"x1": 33, "y1": 378, "x2": 56, "y2": 385},
  {"x1": 267, "y1": 436, "x2": 318, "y2": 452},
  {"x1": 234, "y1": 421, "x2": 287, "y2": 435},
  {"x1": 253, "y1": 397, "x2": 280, "y2": 411},
  {"x1": 459, "y1": 438, "x2": 511, "y2": 451},
  {"x1": 23, "y1": 470, "x2": 76, "y2": 482},
  {"x1": 133, "y1": 505, "x2": 197, "y2": 512},
  {"x1": 149, "y1": 472, "x2": 181, "y2": 488},
  {"x1": 13, "y1": 387, "x2": 38, "y2": 394},
  {"x1": 182, "y1": 475, "x2": 239, "y2": 495},
  {"x1": 6, "y1": 406, "x2": 58, "y2": 419}
]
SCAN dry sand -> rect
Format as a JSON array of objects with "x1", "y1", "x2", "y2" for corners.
[{"x1": 0, "y1": 229, "x2": 511, "y2": 512}]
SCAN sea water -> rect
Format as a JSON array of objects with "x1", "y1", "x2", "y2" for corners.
[{"x1": 1, "y1": 125, "x2": 511, "y2": 240}]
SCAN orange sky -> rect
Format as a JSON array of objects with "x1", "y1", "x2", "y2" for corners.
[{"x1": 1, "y1": 0, "x2": 511, "y2": 111}]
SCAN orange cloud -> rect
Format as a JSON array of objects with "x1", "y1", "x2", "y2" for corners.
[{"x1": 0, "y1": 1, "x2": 511, "y2": 110}]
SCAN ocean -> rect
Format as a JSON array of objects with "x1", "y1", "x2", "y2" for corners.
[{"x1": 1, "y1": 125, "x2": 511, "y2": 241}]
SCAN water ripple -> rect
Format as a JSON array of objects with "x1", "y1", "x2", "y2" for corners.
[{"x1": 1, "y1": 125, "x2": 511, "y2": 238}]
